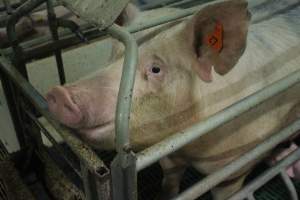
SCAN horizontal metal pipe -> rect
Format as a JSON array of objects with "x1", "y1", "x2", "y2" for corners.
[
  {"x1": 136, "y1": 69, "x2": 300, "y2": 171},
  {"x1": 229, "y1": 147, "x2": 300, "y2": 200},
  {"x1": 0, "y1": 56, "x2": 106, "y2": 172},
  {"x1": 173, "y1": 119, "x2": 300, "y2": 200},
  {"x1": 106, "y1": 24, "x2": 138, "y2": 153}
]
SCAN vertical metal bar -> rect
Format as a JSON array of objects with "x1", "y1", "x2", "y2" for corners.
[
  {"x1": 81, "y1": 161, "x2": 97, "y2": 200},
  {"x1": 6, "y1": 0, "x2": 45, "y2": 79},
  {"x1": 46, "y1": 0, "x2": 66, "y2": 84},
  {"x1": 280, "y1": 170, "x2": 299, "y2": 200},
  {"x1": 0, "y1": 73, "x2": 25, "y2": 147},
  {"x1": 80, "y1": 160, "x2": 110, "y2": 200},
  {"x1": 111, "y1": 152, "x2": 137, "y2": 200},
  {"x1": 106, "y1": 24, "x2": 138, "y2": 200},
  {"x1": 106, "y1": 24, "x2": 138, "y2": 153}
]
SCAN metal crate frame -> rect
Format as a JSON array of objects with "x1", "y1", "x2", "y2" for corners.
[{"x1": 0, "y1": 0, "x2": 299, "y2": 200}]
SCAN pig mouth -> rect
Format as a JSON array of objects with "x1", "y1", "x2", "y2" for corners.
[
  {"x1": 78, "y1": 120, "x2": 115, "y2": 146},
  {"x1": 80, "y1": 120, "x2": 115, "y2": 133}
]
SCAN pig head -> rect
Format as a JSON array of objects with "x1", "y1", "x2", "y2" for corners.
[{"x1": 46, "y1": 0, "x2": 250, "y2": 150}]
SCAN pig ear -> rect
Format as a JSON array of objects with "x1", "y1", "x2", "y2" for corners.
[
  {"x1": 185, "y1": 0, "x2": 251, "y2": 82},
  {"x1": 115, "y1": 3, "x2": 139, "y2": 26}
]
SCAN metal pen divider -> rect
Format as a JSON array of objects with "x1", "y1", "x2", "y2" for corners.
[
  {"x1": 173, "y1": 119, "x2": 300, "y2": 200},
  {"x1": 0, "y1": 0, "x2": 300, "y2": 199}
]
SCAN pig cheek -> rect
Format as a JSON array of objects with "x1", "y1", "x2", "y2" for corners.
[
  {"x1": 67, "y1": 80, "x2": 119, "y2": 125},
  {"x1": 79, "y1": 89, "x2": 118, "y2": 127},
  {"x1": 146, "y1": 72, "x2": 165, "y2": 93}
]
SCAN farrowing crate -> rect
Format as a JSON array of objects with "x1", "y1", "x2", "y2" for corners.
[{"x1": 0, "y1": 0, "x2": 299, "y2": 200}]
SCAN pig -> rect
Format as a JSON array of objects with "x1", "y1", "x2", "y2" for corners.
[{"x1": 46, "y1": 0, "x2": 300, "y2": 199}]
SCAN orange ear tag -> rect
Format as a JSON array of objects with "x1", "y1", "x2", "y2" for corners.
[{"x1": 204, "y1": 21, "x2": 223, "y2": 53}]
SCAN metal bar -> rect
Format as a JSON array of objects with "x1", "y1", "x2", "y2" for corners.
[
  {"x1": 107, "y1": 24, "x2": 138, "y2": 200},
  {"x1": 128, "y1": 4, "x2": 200, "y2": 34},
  {"x1": 167, "y1": 0, "x2": 196, "y2": 7},
  {"x1": 229, "y1": 147, "x2": 300, "y2": 200},
  {"x1": 140, "y1": 0, "x2": 182, "y2": 10},
  {"x1": 137, "y1": 69, "x2": 300, "y2": 171},
  {"x1": 80, "y1": 159, "x2": 110, "y2": 200},
  {"x1": 0, "y1": 73, "x2": 25, "y2": 147},
  {"x1": 167, "y1": 0, "x2": 212, "y2": 8},
  {"x1": 280, "y1": 170, "x2": 298, "y2": 200},
  {"x1": 2, "y1": 0, "x2": 13, "y2": 14},
  {"x1": 106, "y1": 24, "x2": 138, "y2": 154},
  {"x1": 111, "y1": 152, "x2": 137, "y2": 200},
  {"x1": 173, "y1": 119, "x2": 300, "y2": 200},
  {"x1": 0, "y1": 0, "x2": 25, "y2": 12},
  {"x1": 0, "y1": 56, "x2": 106, "y2": 173},
  {"x1": 46, "y1": 0, "x2": 66, "y2": 84},
  {"x1": 6, "y1": 0, "x2": 46, "y2": 79},
  {"x1": 81, "y1": 161, "x2": 96, "y2": 200}
]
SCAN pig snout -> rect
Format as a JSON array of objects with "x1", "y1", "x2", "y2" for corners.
[
  {"x1": 46, "y1": 86, "x2": 83, "y2": 128},
  {"x1": 46, "y1": 84, "x2": 118, "y2": 129}
]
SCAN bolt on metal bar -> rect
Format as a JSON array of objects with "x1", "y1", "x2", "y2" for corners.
[
  {"x1": 0, "y1": 56, "x2": 107, "y2": 173},
  {"x1": 229, "y1": 147, "x2": 300, "y2": 200},
  {"x1": 106, "y1": 24, "x2": 138, "y2": 154},
  {"x1": 279, "y1": 170, "x2": 298, "y2": 200},
  {"x1": 137, "y1": 69, "x2": 300, "y2": 171},
  {"x1": 173, "y1": 119, "x2": 300, "y2": 200}
]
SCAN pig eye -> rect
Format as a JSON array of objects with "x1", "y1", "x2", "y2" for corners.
[{"x1": 151, "y1": 65, "x2": 161, "y2": 74}]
